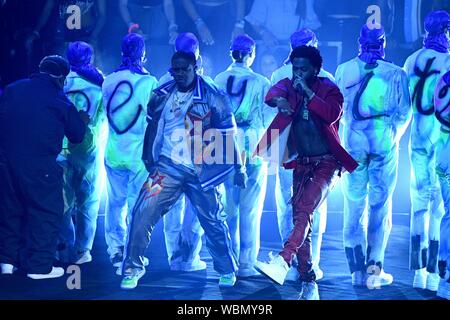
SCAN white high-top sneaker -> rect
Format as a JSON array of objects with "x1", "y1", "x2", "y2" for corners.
[
  {"x1": 255, "y1": 252, "x2": 289, "y2": 285},
  {"x1": 298, "y1": 281, "x2": 320, "y2": 300},
  {"x1": 74, "y1": 250, "x2": 92, "y2": 265},
  {"x1": 367, "y1": 270, "x2": 393, "y2": 287},
  {"x1": 219, "y1": 272, "x2": 237, "y2": 287},
  {"x1": 413, "y1": 268, "x2": 427, "y2": 289},
  {"x1": 426, "y1": 273, "x2": 441, "y2": 292},
  {"x1": 0, "y1": 263, "x2": 17, "y2": 275}
]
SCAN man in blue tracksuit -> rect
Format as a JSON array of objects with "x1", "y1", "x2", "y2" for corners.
[
  {"x1": 120, "y1": 51, "x2": 247, "y2": 290},
  {"x1": 0, "y1": 55, "x2": 86, "y2": 278},
  {"x1": 159, "y1": 32, "x2": 207, "y2": 272}
]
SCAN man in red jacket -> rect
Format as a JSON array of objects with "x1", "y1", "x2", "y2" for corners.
[{"x1": 254, "y1": 45, "x2": 358, "y2": 300}]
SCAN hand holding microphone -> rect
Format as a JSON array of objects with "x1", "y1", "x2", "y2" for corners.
[
  {"x1": 293, "y1": 76, "x2": 315, "y2": 100},
  {"x1": 293, "y1": 76, "x2": 304, "y2": 94}
]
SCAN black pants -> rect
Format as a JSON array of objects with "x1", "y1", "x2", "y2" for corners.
[{"x1": 0, "y1": 154, "x2": 64, "y2": 274}]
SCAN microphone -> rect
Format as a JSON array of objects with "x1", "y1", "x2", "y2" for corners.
[{"x1": 294, "y1": 77, "x2": 303, "y2": 94}]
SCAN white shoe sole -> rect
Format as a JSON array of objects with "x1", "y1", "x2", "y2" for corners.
[
  {"x1": 27, "y1": 267, "x2": 65, "y2": 280},
  {"x1": 75, "y1": 254, "x2": 92, "y2": 265},
  {"x1": 218, "y1": 278, "x2": 236, "y2": 287},
  {"x1": 426, "y1": 274, "x2": 440, "y2": 292},
  {"x1": 299, "y1": 292, "x2": 320, "y2": 300},
  {"x1": 413, "y1": 270, "x2": 427, "y2": 289},
  {"x1": 369, "y1": 274, "x2": 393, "y2": 287},
  {"x1": 237, "y1": 268, "x2": 260, "y2": 278},
  {"x1": 1, "y1": 263, "x2": 17, "y2": 275},
  {"x1": 413, "y1": 279, "x2": 427, "y2": 289},
  {"x1": 254, "y1": 261, "x2": 286, "y2": 285},
  {"x1": 170, "y1": 260, "x2": 206, "y2": 272},
  {"x1": 120, "y1": 269, "x2": 146, "y2": 290}
]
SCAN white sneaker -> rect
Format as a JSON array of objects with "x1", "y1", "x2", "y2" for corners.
[
  {"x1": 298, "y1": 281, "x2": 320, "y2": 300},
  {"x1": 437, "y1": 279, "x2": 450, "y2": 300},
  {"x1": 219, "y1": 272, "x2": 237, "y2": 287},
  {"x1": 426, "y1": 273, "x2": 440, "y2": 292},
  {"x1": 74, "y1": 251, "x2": 92, "y2": 265},
  {"x1": 254, "y1": 252, "x2": 289, "y2": 285},
  {"x1": 352, "y1": 271, "x2": 365, "y2": 287},
  {"x1": 170, "y1": 259, "x2": 206, "y2": 272},
  {"x1": 413, "y1": 268, "x2": 427, "y2": 289},
  {"x1": 27, "y1": 267, "x2": 65, "y2": 280},
  {"x1": 120, "y1": 268, "x2": 146, "y2": 290},
  {"x1": 366, "y1": 270, "x2": 393, "y2": 288},
  {"x1": 0, "y1": 263, "x2": 17, "y2": 275}
]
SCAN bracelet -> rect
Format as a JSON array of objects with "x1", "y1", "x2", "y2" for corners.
[
  {"x1": 194, "y1": 17, "x2": 205, "y2": 27},
  {"x1": 235, "y1": 20, "x2": 245, "y2": 29}
]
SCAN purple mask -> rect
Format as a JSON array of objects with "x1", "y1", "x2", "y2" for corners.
[
  {"x1": 284, "y1": 28, "x2": 318, "y2": 64},
  {"x1": 358, "y1": 23, "x2": 386, "y2": 64},
  {"x1": 175, "y1": 32, "x2": 200, "y2": 58},
  {"x1": 67, "y1": 41, "x2": 104, "y2": 87},
  {"x1": 424, "y1": 10, "x2": 450, "y2": 53},
  {"x1": 116, "y1": 33, "x2": 149, "y2": 75},
  {"x1": 290, "y1": 28, "x2": 318, "y2": 49},
  {"x1": 230, "y1": 34, "x2": 256, "y2": 54}
]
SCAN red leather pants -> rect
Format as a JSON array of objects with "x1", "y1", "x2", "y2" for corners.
[{"x1": 279, "y1": 154, "x2": 340, "y2": 281}]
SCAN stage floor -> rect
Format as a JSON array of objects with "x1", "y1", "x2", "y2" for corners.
[{"x1": 0, "y1": 212, "x2": 441, "y2": 300}]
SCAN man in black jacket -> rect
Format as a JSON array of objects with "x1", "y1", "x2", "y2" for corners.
[{"x1": 0, "y1": 55, "x2": 86, "y2": 279}]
